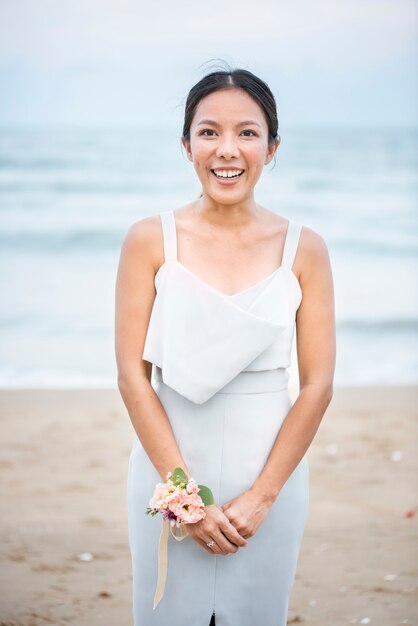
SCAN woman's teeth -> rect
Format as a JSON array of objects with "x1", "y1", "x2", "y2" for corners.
[{"x1": 212, "y1": 169, "x2": 244, "y2": 179}]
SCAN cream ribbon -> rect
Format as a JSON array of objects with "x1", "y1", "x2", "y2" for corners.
[{"x1": 153, "y1": 517, "x2": 188, "y2": 609}]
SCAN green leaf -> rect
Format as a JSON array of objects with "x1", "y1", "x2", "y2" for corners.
[
  {"x1": 145, "y1": 507, "x2": 158, "y2": 516},
  {"x1": 197, "y1": 485, "x2": 214, "y2": 506},
  {"x1": 172, "y1": 467, "x2": 188, "y2": 486}
]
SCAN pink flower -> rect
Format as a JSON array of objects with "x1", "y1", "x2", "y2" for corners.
[
  {"x1": 147, "y1": 470, "x2": 210, "y2": 528},
  {"x1": 165, "y1": 485, "x2": 182, "y2": 503},
  {"x1": 169, "y1": 492, "x2": 206, "y2": 524},
  {"x1": 186, "y1": 478, "x2": 199, "y2": 495},
  {"x1": 149, "y1": 480, "x2": 181, "y2": 511},
  {"x1": 148, "y1": 482, "x2": 167, "y2": 510}
]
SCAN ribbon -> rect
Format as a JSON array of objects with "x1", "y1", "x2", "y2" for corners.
[{"x1": 153, "y1": 518, "x2": 188, "y2": 609}]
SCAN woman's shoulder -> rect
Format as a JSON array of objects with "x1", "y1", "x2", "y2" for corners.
[
  {"x1": 298, "y1": 224, "x2": 330, "y2": 258},
  {"x1": 126, "y1": 212, "x2": 161, "y2": 236},
  {"x1": 119, "y1": 212, "x2": 166, "y2": 272},
  {"x1": 266, "y1": 207, "x2": 327, "y2": 253},
  {"x1": 120, "y1": 204, "x2": 190, "y2": 269},
  {"x1": 122, "y1": 213, "x2": 161, "y2": 251},
  {"x1": 125, "y1": 202, "x2": 192, "y2": 240},
  {"x1": 258, "y1": 209, "x2": 330, "y2": 276},
  {"x1": 295, "y1": 224, "x2": 332, "y2": 280}
]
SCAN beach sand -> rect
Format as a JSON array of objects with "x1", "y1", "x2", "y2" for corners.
[{"x1": 0, "y1": 386, "x2": 417, "y2": 626}]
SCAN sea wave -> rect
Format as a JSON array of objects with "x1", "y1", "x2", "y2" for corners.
[
  {"x1": 338, "y1": 318, "x2": 418, "y2": 333},
  {"x1": 0, "y1": 230, "x2": 125, "y2": 252},
  {"x1": 0, "y1": 229, "x2": 417, "y2": 257}
]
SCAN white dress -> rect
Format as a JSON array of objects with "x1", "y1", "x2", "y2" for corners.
[{"x1": 127, "y1": 209, "x2": 309, "y2": 626}]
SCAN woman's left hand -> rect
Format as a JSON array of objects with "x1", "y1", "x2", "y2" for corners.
[{"x1": 221, "y1": 489, "x2": 274, "y2": 540}]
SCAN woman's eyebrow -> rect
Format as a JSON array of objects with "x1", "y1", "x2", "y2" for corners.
[{"x1": 196, "y1": 119, "x2": 262, "y2": 128}]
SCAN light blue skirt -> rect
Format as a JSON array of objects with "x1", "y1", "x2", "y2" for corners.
[{"x1": 127, "y1": 367, "x2": 309, "y2": 626}]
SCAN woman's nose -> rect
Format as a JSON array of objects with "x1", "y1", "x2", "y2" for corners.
[{"x1": 215, "y1": 135, "x2": 240, "y2": 159}]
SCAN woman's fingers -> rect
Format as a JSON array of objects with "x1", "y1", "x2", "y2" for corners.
[
  {"x1": 188, "y1": 525, "x2": 236, "y2": 555},
  {"x1": 221, "y1": 519, "x2": 249, "y2": 547},
  {"x1": 185, "y1": 503, "x2": 248, "y2": 555},
  {"x1": 192, "y1": 526, "x2": 231, "y2": 555},
  {"x1": 207, "y1": 516, "x2": 243, "y2": 553},
  {"x1": 184, "y1": 524, "x2": 220, "y2": 554},
  {"x1": 187, "y1": 527, "x2": 223, "y2": 554},
  {"x1": 197, "y1": 537, "x2": 223, "y2": 555},
  {"x1": 209, "y1": 530, "x2": 238, "y2": 555}
]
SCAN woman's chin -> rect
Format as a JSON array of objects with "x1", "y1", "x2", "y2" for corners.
[
  {"x1": 200, "y1": 183, "x2": 252, "y2": 204},
  {"x1": 203, "y1": 191, "x2": 246, "y2": 205}
]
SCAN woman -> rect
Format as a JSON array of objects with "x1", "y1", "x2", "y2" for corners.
[{"x1": 115, "y1": 67, "x2": 336, "y2": 626}]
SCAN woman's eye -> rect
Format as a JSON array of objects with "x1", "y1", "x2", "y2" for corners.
[{"x1": 199, "y1": 129, "x2": 257, "y2": 137}]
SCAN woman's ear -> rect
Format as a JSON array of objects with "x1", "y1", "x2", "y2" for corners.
[
  {"x1": 264, "y1": 136, "x2": 280, "y2": 165},
  {"x1": 181, "y1": 137, "x2": 193, "y2": 161}
]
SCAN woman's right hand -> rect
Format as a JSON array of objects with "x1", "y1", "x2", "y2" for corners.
[{"x1": 184, "y1": 503, "x2": 249, "y2": 555}]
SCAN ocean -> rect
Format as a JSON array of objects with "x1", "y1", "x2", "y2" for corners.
[{"x1": 1, "y1": 125, "x2": 417, "y2": 387}]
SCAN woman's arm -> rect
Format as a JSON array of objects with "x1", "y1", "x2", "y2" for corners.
[
  {"x1": 222, "y1": 226, "x2": 336, "y2": 537},
  {"x1": 115, "y1": 217, "x2": 191, "y2": 480},
  {"x1": 115, "y1": 217, "x2": 247, "y2": 554}
]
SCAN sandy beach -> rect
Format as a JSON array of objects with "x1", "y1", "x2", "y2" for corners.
[{"x1": 0, "y1": 385, "x2": 416, "y2": 626}]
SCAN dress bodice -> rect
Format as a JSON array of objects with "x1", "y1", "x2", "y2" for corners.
[{"x1": 142, "y1": 210, "x2": 303, "y2": 404}]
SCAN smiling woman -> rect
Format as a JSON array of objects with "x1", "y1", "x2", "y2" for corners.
[
  {"x1": 115, "y1": 64, "x2": 335, "y2": 626},
  {"x1": 181, "y1": 72, "x2": 280, "y2": 199}
]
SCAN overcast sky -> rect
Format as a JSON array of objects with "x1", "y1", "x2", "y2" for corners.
[{"x1": 0, "y1": 0, "x2": 417, "y2": 128}]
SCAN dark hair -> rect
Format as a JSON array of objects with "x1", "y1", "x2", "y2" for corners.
[{"x1": 182, "y1": 64, "x2": 279, "y2": 146}]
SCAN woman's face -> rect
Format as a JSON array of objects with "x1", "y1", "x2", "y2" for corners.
[{"x1": 182, "y1": 88, "x2": 279, "y2": 205}]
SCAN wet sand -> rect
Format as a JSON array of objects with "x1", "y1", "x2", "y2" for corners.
[{"x1": 0, "y1": 386, "x2": 417, "y2": 625}]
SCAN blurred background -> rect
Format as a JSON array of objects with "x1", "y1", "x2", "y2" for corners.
[
  {"x1": 1, "y1": 4, "x2": 417, "y2": 626},
  {"x1": 1, "y1": 0, "x2": 417, "y2": 387}
]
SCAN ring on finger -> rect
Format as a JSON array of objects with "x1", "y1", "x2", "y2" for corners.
[{"x1": 206, "y1": 540, "x2": 217, "y2": 549}]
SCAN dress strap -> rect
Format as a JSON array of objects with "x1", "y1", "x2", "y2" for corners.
[
  {"x1": 281, "y1": 221, "x2": 302, "y2": 269},
  {"x1": 159, "y1": 210, "x2": 178, "y2": 262}
]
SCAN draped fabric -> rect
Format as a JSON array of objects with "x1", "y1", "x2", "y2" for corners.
[{"x1": 142, "y1": 211, "x2": 303, "y2": 404}]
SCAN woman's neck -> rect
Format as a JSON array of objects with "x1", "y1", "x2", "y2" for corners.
[{"x1": 193, "y1": 194, "x2": 261, "y2": 227}]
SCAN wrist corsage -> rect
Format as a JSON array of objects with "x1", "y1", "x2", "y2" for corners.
[{"x1": 146, "y1": 467, "x2": 214, "y2": 609}]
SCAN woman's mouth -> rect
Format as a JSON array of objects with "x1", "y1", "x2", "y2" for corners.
[{"x1": 210, "y1": 169, "x2": 245, "y2": 185}]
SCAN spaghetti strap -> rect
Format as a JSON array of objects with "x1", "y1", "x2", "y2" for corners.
[
  {"x1": 281, "y1": 221, "x2": 302, "y2": 270},
  {"x1": 159, "y1": 210, "x2": 177, "y2": 262}
]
